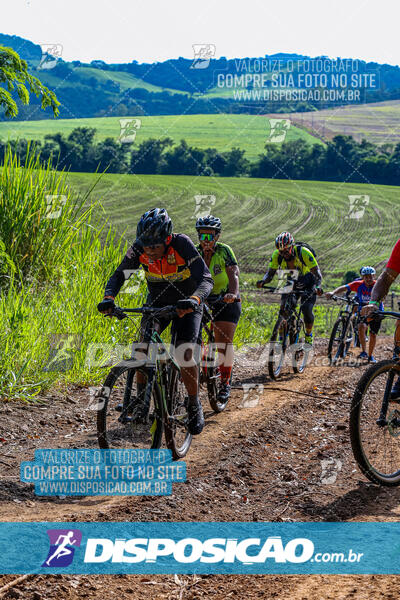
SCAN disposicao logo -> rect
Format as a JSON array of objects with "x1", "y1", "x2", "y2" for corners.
[
  {"x1": 83, "y1": 536, "x2": 314, "y2": 564},
  {"x1": 42, "y1": 529, "x2": 82, "y2": 567}
]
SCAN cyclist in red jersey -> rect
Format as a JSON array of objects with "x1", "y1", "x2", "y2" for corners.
[
  {"x1": 362, "y1": 239, "x2": 400, "y2": 397},
  {"x1": 326, "y1": 266, "x2": 382, "y2": 362}
]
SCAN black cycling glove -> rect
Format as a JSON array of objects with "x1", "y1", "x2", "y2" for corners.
[
  {"x1": 176, "y1": 298, "x2": 199, "y2": 311},
  {"x1": 97, "y1": 298, "x2": 115, "y2": 313}
]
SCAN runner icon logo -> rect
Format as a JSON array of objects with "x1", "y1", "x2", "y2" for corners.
[
  {"x1": 267, "y1": 119, "x2": 291, "y2": 143},
  {"x1": 42, "y1": 529, "x2": 82, "y2": 567},
  {"x1": 190, "y1": 44, "x2": 216, "y2": 69},
  {"x1": 346, "y1": 195, "x2": 370, "y2": 220},
  {"x1": 192, "y1": 194, "x2": 216, "y2": 219}
]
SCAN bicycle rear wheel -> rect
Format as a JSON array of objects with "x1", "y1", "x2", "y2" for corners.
[
  {"x1": 201, "y1": 335, "x2": 227, "y2": 413},
  {"x1": 268, "y1": 317, "x2": 288, "y2": 380},
  {"x1": 164, "y1": 364, "x2": 192, "y2": 460},
  {"x1": 290, "y1": 327, "x2": 309, "y2": 374},
  {"x1": 350, "y1": 360, "x2": 400, "y2": 486},
  {"x1": 97, "y1": 364, "x2": 163, "y2": 449},
  {"x1": 328, "y1": 318, "x2": 347, "y2": 365}
]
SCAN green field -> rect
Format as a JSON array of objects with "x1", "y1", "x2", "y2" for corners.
[
  {"x1": 0, "y1": 114, "x2": 322, "y2": 161},
  {"x1": 2, "y1": 152, "x2": 399, "y2": 401},
  {"x1": 274, "y1": 100, "x2": 400, "y2": 145},
  {"x1": 66, "y1": 171, "x2": 399, "y2": 288},
  {"x1": 37, "y1": 66, "x2": 187, "y2": 95}
]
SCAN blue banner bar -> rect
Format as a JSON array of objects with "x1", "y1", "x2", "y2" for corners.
[{"x1": 1, "y1": 522, "x2": 400, "y2": 574}]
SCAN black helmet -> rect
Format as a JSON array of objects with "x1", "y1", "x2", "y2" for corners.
[
  {"x1": 136, "y1": 208, "x2": 172, "y2": 246},
  {"x1": 195, "y1": 214, "x2": 222, "y2": 233}
]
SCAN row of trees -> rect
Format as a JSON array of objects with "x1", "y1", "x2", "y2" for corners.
[
  {"x1": 0, "y1": 128, "x2": 249, "y2": 176},
  {"x1": 1, "y1": 128, "x2": 400, "y2": 184}
]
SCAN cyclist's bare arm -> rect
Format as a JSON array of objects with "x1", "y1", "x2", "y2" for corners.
[
  {"x1": 310, "y1": 265, "x2": 322, "y2": 285},
  {"x1": 362, "y1": 267, "x2": 398, "y2": 315},
  {"x1": 371, "y1": 267, "x2": 398, "y2": 302},
  {"x1": 326, "y1": 284, "x2": 348, "y2": 298},
  {"x1": 226, "y1": 264, "x2": 240, "y2": 300},
  {"x1": 257, "y1": 268, "x2": 276, "y2": 288}
]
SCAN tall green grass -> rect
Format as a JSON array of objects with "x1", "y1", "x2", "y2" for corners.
[
  {"x1": 0, "y1": 145, "x2": 98, "y2": 284},
  {"x1": 0, "y1": 146, "x2": 147, "y2": 400},
  {"x1": 1, "y1": 146, "x2": 394, "y2": 402}
]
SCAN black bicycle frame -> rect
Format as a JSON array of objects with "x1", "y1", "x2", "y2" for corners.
[{"x1": 111, "y1": 305, "x2": 180, "y2": 419}]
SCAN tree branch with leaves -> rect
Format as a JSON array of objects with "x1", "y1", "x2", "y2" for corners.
[{"x1": 0, "y1": 45, "x2": 60, "y2": 118}]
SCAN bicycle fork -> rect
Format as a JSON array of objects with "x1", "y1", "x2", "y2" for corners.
[{"x1": 377, "y1": 370, "x2": 396, "y2": 427}]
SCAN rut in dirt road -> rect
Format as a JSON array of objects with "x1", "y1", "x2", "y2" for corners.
[
  {"x1": 1, "y1": 339, "x2": 400, "y2": 600},
  {"x1": 1, "y1": 338, "x2": 399, "y2": 524}
]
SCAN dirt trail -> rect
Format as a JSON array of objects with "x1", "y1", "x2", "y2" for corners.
[{"x1": 1, "y1": 338, "x2": 400, "y2": 598}]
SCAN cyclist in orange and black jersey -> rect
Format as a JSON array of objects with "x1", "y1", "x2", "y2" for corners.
[{"x1": 97, "y1": 208, "x2": 213, "y2": 435}]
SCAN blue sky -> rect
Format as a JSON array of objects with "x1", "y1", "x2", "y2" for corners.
[{"x1": 2, "y1": 0, "x2": 399, "y2": 65}]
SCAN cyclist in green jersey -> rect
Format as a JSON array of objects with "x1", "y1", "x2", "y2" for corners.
[
  {"x1": 196, "y1": 215, "x2": 241, "y2": 403},
  {"x1": 257, "y1": 232, "x2": 323, "y2": 345}
]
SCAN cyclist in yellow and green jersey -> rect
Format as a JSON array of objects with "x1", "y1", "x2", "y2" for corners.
[
  {"x1": 257, "y1": 232, "x2": 323, "y2": 345},
  {"x1": 196, "y1": 215, "x2": 241, "y2": 403}
]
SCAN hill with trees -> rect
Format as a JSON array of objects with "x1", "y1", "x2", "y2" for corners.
[{"x1": 1, "y1": 33, "x2": 400, "y2": 120}]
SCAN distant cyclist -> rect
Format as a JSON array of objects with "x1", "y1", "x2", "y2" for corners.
[
  {"x1": 257, "y1": 232, "x2": 322, "y2": 345},
  {"x1": 326, "y1": 266, "x2": 382, "y2": 363},
  {"x1": 362, "y1": 239, "x2": 400, "y2": 397},
  {"x1": 196, "y1": 215, "x2": 241, "y2": 403},
  {"x1": 97, "y1": 208, "x2": 213, "y2": 435}
]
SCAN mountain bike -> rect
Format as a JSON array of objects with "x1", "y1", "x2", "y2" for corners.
[
  {"x1": 96, "y1": 304, "x2": 193, "y2": 460},
  {"x1": 262, "y1": 285, "x2": 314, "y2": 380},
  {"x1": 350, "y1": 309, "x2": 400, "y2": 485},
  {"x1": 200, "y1": 294, "x2": 241, "y2": 413},
  {"x1": 327, "y1": 294, "x2": 360, "y2": 365}
]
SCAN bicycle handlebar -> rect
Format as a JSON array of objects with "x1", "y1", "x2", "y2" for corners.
[
  {"x1": 375, "y1": 309, "x2": 400, "y2": 320},
  {"x1": 261, "y1": 285, "x2": 314, "y2": 297},
  {"x1": 105, "y1": 295, "x2": 241, "y2": 322},
  {"x1": 106, "y1": 304, "x2": 178, "y2": 321},
  {"x1": 206, "y1": 293, "x2": 241, "y2": 306},
  {"x1": 331, "y1": 294, "x2": 359, "y2": 304}
]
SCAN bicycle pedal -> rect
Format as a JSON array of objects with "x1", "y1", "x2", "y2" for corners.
[
  {"x1": 118, "y1": 415, "x2": 132, "y2": 424},
  {"x1": 116, "y1": 402, "x2": 135, "y2": 413}
]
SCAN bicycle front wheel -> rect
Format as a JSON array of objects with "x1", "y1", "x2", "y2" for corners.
[
  {"x1": 97, "y1": 365, "x2": 163, "y2": 450},
  {"x1": 268, "y1": 317, "x2": 288, "y2": 380},
  {"x1": 350, "y1": 360, "x2": 400, "y2": 486},
  {"x1": 328, "y1": 318, "x2": 347, "y2": 365},
  {"x1": 164, "y1": 365, "x2": 192, "y2": 460}
]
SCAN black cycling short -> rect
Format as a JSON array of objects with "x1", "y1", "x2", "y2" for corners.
[
  {"x1": 358, "y1": 312, "x2": 381, "y2": 335},
  {"x1": 140, "y1": 303, "x2": 203, "y2": 346},
  {"x1": 280, "y1": 291, "x2": 316, "y2": 324},
  {"x1": 210, "y1": 301, "x2": 241, "y2": 324}
]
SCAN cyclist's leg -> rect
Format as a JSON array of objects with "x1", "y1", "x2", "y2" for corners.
[
  {"x1": 394, "y1": 319, "x2": 400, "y2": 358},
  {"x1": 391, "y1": 320, "x2": 400, "y2": 398},
  {"x1": 358, "y1": 320, "x2": 368, "y2": 356},
  {"x1": 367, "y1": 317, "x2": 380, "y2": 361},
  {"x1": 212, "y1": 302, "x2": 241, "y2": 395},
  {"x1": 172, "y1": 306, "x2": 204, "y2": 434},
  {"x1": 301, "y1": 293, "x2": 316, "y2": 343}
]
